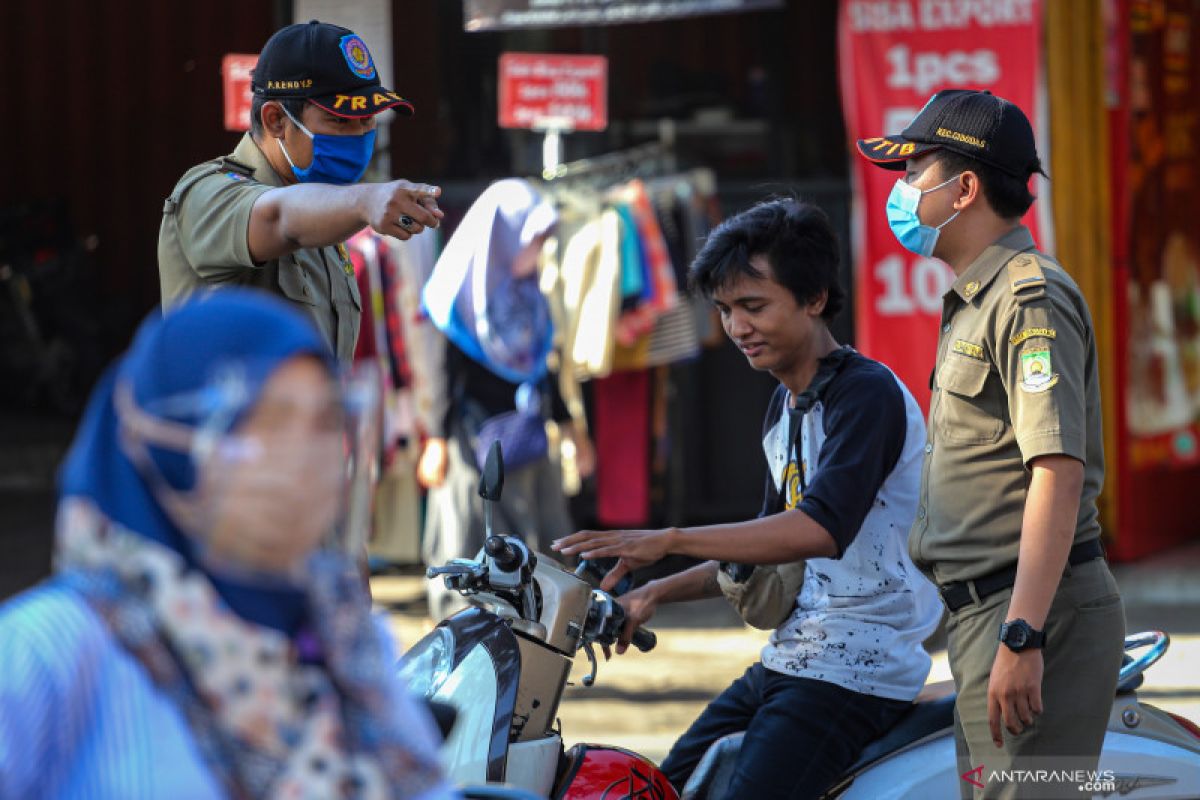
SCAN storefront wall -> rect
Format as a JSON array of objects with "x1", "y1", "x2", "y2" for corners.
[
  {"x1": 1111, "y1": 0, "x2": 1200, "y2": 559},
  {"x1": 0, "y1": 0, "x2": 281, "y2": 336}
]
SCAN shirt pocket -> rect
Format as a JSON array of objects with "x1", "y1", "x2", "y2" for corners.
[
  {"x1": 936, "y1": 354, "x2": 1004, "y2": 444},
  {"x1": 276, "y1": 255, "x2": 318, "y2": 306}
]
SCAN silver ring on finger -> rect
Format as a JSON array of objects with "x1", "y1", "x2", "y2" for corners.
[{"x1": 398, "y1": 214, "x2": 416, "y2": 232}]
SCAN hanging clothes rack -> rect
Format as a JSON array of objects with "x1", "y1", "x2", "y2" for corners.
[{"x1": 541, "y1": 120, "x2": 678, "y2": 182}]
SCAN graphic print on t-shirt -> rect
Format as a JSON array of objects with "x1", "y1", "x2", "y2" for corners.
[{"x1": 783, "y1": 459, "x2": 806, "y2": 510}]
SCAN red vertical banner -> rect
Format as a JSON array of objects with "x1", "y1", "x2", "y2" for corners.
[
  {"x1": 222, "y1": 54, "x2": 258, "y2": 132},
  {"x1": 838, "y1": 1, "x2": 1046, "y2": 410}
]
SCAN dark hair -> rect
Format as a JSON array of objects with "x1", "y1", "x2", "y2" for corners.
[
  {"x1": 688, "y1": 198, "x2": 845, "y2": 322},
  {"x1": 934, "y1": 151, "x2": 1036, "y2": 219},
  {"x1": 249, "y1": 95, "x2": 308, "y2": 139}
]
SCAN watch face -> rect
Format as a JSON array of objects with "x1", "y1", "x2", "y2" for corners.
[{"x1": 1009, "y1": 626, "x2": 1028, "y2": 648}]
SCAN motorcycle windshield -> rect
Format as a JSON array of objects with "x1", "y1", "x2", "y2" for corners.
[{"x1": 432, "y1": 643, "x2": 499, "y2": 786}]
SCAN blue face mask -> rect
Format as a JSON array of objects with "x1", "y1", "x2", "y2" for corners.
[
  {"x1": 277, "y1": 106, "x2": 376, "y2": 185},
  {"x1": 885, "y1": 174, "x2": 962, "y2": 257}
]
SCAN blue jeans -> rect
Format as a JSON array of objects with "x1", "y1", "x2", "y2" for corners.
[{"x1": 660, "y1": 663, "x2": 910, "y2": 799}]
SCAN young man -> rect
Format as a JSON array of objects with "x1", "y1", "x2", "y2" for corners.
[
  {"x1": 554, "y1": 199, "x2": 941, "y2": 799},
  {"x1": 857, "y1": 89, "x2": 1125, "y2": 799},
  {"x1": 158, "y1": 20, "x2": 443, "y2": 363}
]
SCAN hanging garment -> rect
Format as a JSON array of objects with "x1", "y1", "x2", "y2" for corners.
[
  {"x1": 422, "y1": 179, "x2": 558, "y2": 385},
  {"x1": 559, "y1": 210, "x2": 623, "y2": 380},
  {"x1": 350, "y1": 231, "x2": 438, "y2": 565},
  {"x1": 390, "y1": 230, "x2": 445, "y2": 440},
  {"x1": 593, "y1": 369, "x2": 651, "y2": 528},
  {"x1": 612, "y1": 203, "x2": 660, "y2": 348},
  {"x1": 620, "y1": 179, "x2": 679, "y2": 314}
]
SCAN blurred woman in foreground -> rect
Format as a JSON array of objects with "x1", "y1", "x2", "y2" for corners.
[{"x1": 0, "y1": 292, "x2": 454, "y2": 799}]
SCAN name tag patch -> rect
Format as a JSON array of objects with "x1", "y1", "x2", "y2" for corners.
[
  {"x1": 1010, "y1": 327, "x2": 1057, "y2": 346},
  {"x1": 1019, "y1": 348, "x2": 1058, "y2": 393},
  {"x1": 952, "y1": 340, "x2": 985, "y2": 360}
]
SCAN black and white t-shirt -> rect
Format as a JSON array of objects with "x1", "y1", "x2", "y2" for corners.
[{"x1": 757, "y1": 350, "x2": 941, "y2": 701}]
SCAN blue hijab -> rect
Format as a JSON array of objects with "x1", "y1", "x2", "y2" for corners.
[
  {"x1": 58, "y1": 291, "x2": 335, "y2": 633},
  {"x1": 422, "y1": 179, "x2": 558, "y2": 384}
]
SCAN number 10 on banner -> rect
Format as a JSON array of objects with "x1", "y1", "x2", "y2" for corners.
[{"x1": 874, "y1": 255, "x2": 955, "y2": 316}]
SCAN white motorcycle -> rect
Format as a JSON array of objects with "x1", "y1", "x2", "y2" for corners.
[{"x1": 401, "y1": 444, "x2": 1200, "y2": 799}]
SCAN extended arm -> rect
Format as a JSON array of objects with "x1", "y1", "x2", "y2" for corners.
[{"x1": 248, "y1": 180, "x2": 443, "y2": 262}]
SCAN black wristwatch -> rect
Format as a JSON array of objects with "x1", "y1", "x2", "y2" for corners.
[{"x1": 999, "y1": 619, "x2": 1045, "y2": 652}]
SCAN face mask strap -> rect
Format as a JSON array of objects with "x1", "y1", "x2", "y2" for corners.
[
  {"x1": 113, "y1": 382, "x2": 209, "y2": 536},
  {"x1": 920, "y1": 172, "x2": 963, "y2": 195},
  {"x1": 274, "y1": 104, "x2": 314, "y2": 175},
  {"x1": 903, "y1": 172, "x2": 964, "y2": 236},
  {"x1": 926, "y1": 173, "x2": 965, "y2": 231},
  {"x1": 935, "y1": 208, "x2": 962, "y2": 232},
  {"x1": 114, "y1": 381, "x2": 197, "y2": 454},
  {"x1": 279, "y1": 103, "x2": 315, "y2": 139}
]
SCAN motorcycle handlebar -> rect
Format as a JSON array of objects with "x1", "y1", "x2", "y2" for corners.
[
  {"x1": 575, "y1": 558, "x2": 634, "y2": 596},
  {"x1": 629, "y1": 626, "x2": 657, "y2": 653},
  {"x1": 606, "y1": 598, "x2": 657, "y2": 653}
]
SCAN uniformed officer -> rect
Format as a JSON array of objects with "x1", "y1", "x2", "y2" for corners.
[
  {"x1": 158, "y1": 20, "x2": 442, "y2": 363},
  {"x1": 857, "y1": 90, "x2": 1125, "y2": 799}
]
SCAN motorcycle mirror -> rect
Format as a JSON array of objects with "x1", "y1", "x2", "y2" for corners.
[{"x1": 478, "y1": 441, "x2": 505, "y2": 502}]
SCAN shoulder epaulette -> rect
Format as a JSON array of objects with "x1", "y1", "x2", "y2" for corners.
[
  {"x1": 218, "y1": 156, "x2": 256, "y2": 177},
  {"x1": 1008, "y1": 253, "x2": 1046, "y2": 304},
  {"x1": 163, "y1": 157, "x2": 255, "y2": 215}
]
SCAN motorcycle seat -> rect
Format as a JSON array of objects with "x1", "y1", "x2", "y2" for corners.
[
  {"x1": 680, "y1": 682, "x2": 957, "y2": 800},
  {"x1": 845, "y1": 692, "x2": 955, "y2": 774}
]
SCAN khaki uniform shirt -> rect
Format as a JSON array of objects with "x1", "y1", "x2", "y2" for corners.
[
  {"x1": 909, "y1": 225, "x2": 1104, "y2": 585},
  {"x1": 157, "y1": 134, "x2": 361, "y2": 363}
]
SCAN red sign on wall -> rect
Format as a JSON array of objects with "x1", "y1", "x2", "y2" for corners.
[
  {"x1": 498, "y1": 53, "x2": 608, "y2": 132},
  {"x1": 222, "y1": 54, "x2": 258, "y2": 132},
  {"x1": 838, "y1": 0, "x2": 1047, "y2": 410}
]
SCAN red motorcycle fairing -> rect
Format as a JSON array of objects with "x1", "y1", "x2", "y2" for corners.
[{"x1": 555, "y1": 744, "x2": 680, "y2": 800}]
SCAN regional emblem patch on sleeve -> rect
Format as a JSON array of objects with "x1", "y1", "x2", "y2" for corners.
[{"x1": 1019, "y1": 348, "x2": 1058, "y2": 393}]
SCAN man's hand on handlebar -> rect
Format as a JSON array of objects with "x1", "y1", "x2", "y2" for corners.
[
  {"x1": 552, "y1": 529, "x2": 673, "y2": 591},
  {"x1": 613, "y1": 584, "x2": 659, "y2": 656}
]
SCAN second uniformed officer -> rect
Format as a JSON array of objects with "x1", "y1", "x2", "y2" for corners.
[
  {"x1": 159, "y1": 20, "x2": 442, "y2": 363},
  {"x1": 858, "y1": 90, "x2": 1125, "y2": 799}
]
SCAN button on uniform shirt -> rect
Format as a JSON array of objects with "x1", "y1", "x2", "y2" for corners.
[
  {"x1": 910, "y1": 225, "x2": 1105, "y2": 585},
  {"x1": 157, "y1": 134, "x2": 362, "y2": 363}
]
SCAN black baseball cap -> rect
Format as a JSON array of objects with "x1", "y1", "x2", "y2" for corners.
[
  {"x1": 856, "y1": 89, "x2": 1043, "y2": 178},
  {"x1": 252, "y1": 20, "x2": 414, "y2": 118}
]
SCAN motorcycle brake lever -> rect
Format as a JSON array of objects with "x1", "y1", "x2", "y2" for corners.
[
  {"x1": 581, "y1": 643, "x2": 599, "y2": 687},
  {"x1": 425, "y1": 564, "x2": 478, "y2": 579}
]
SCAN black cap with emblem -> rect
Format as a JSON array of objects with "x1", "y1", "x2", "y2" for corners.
[
  {"x1": 252, "y1": 20, "x2": 414, "y2": 118},
  {"x1": 856, "y1": 89, "x2": 1044, "y2": 178}
]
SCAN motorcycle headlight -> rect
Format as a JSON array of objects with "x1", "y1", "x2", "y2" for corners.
[{"x1": 397, "y1": 627, "x2": 455, "y2": 698}]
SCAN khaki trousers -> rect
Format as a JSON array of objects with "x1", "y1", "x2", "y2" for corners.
[{"x1": 947, "y1": 559, "x2": 1125, "y2": 799}]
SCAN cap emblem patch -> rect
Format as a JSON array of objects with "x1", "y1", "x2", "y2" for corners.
[{"x1": 340, "y1": 34, "x2": 376, "y2": 80}]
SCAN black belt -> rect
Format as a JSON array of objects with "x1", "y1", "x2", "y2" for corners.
[{"x1": 939, "y1": 538, "x2": 1105, "y2": 613}]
